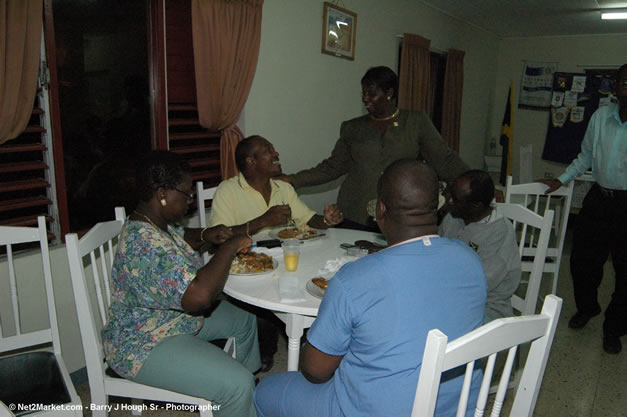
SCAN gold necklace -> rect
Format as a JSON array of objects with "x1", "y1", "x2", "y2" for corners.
[
  {"x1": 369, "y1": 108, "x2": 400, "y2": 122},
  {"x1": 133, "y1": 210, "x2": 173, "y2": 238}
]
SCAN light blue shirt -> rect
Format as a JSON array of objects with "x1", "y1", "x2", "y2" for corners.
[
  {"x1": 558, "y1": 103, "x2": 627, "y2": 190},
  {"x1": 307, "y1": 237, "x2": 487, "y2": 417}
]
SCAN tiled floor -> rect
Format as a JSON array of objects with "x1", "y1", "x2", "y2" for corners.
[{"x1": 75, "y1": 228, "x2": 626, "y2": 416}]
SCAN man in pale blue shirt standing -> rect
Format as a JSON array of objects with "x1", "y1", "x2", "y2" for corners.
[{"x1": 539, "y1": 63, "x2": 627, "y2": 354}]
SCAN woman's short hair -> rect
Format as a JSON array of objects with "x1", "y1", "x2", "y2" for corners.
[
  {"x1": 361, "y1": 66, "x2": 398, "y2": 98},
  {"x1": 136, "y1": 150, "x2": 191, "y2": 202}
]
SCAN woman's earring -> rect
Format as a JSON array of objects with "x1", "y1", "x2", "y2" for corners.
[{"x1": 160, "y1": 198, "x2": 167, "y2": 207}]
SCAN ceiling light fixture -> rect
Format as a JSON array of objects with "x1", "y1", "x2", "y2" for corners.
[{"x1": 601, "y1": 9, "x2": 627, "y2": 19}]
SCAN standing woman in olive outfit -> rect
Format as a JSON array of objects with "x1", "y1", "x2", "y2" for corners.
[
  {"x1": 281, "y1": 66, "x2": 469, "y2": 229},
  {"x1": 102, "y1": 151, "x2": 261, "y2": 417}
]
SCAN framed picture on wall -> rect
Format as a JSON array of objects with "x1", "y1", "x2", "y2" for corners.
[{"x1": 321, "y1": 2, "x2": 357, "y2": 60}]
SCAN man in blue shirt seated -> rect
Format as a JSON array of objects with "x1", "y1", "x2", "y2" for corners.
[{"x1": 254, "y1": 159, "x2": 487, "y2": 417}]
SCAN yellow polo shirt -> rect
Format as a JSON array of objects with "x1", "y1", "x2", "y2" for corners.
[{"x1": 208, "y1": 173, "x2": 316, "y2": 233}]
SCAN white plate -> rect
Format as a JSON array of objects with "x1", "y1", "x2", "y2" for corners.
[
  {"x1": 230, "y1": 259, "x2": 278, "y2": 276},
  {"x1": 269, "y1": 228, "x2": 325, "y2": 242},
  {"x1": 305, "y1": 279, "x2": 326, "y2": 299}
]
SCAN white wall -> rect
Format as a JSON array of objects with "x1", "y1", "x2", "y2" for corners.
[
  {"x1": 244, "y1": 0, "x2": 500, "y2": 211},
  {"x1": 490, "y1": 34, "x2": 627, "y2": 183}
]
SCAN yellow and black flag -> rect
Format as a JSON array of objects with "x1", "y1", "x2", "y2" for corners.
[{"x1": 499, "y1": 81, "x2": 514, "y2": 186}]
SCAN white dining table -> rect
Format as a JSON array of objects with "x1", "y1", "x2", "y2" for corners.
[{"x1": 223, "y1": 227, "x2": 384, "y2": 371}]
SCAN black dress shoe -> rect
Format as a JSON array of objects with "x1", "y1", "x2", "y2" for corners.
[
  {"x1": 603, "y1": 336, "x2": 622, "y2": 354},
  {"x1": 568, "y1": 308, "x2": 601, "y2": 329},
  {"x1": 259, "y1": 356, "x2": 274, "y2": 373}
]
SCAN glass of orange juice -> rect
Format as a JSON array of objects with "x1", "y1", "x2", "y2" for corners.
[{"x1": 282, "y1": 239, "x2": 300, "y2": 272}]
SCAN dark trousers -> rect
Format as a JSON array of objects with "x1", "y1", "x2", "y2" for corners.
[{"x1": 570, "y1": 184, "x2": 627, "y2": 337}]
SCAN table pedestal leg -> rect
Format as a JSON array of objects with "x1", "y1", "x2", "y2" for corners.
[{"x1": 274, "y1": 312, "x2": 315, "y2": 371}]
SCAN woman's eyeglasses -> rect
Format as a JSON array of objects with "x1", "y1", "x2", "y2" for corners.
[{"x1": 174, "y1": 188, "x2": 195, "y2": 201}]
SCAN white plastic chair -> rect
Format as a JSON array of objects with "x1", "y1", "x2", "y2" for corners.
[
  {"x1": 412, "y1": 294, "x2": 562, "y2": 417},
  {"x1": 196, "y1": 182, "x2": 218, "y2": 264},
  {"x1": 505, "y1": 176, "x2": 574, "y2": 295},
  {"x1": 487, "y1": 204, "x2": 553, "y2": 395},
  {"x1": 497, "y1": 203, "x2": 554, "y2": 317},
  {"x1": 0, "y1": 401, "x2": 15, "y2": 417},
  {"x1": 66, "y1": 217, "x2": 232, "y2": 417},
  {"x1": 0, "y1": 217, "x2": 82, "y2": 416}
]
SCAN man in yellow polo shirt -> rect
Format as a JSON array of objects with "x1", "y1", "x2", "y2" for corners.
[
  {"x1": 208, "y1": 135, "x2": 343, "y2": 372},
  {"x1": 209, "y1": 135, "x2": 343, "y2": 235}
]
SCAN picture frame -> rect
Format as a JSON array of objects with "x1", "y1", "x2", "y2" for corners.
[{"x1": 321, "y1": 2, "x2": 357, "y2": 60}]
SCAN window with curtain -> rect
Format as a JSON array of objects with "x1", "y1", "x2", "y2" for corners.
[{"x1": 1, "y1": 0, "x2": 222, "y2": 238}]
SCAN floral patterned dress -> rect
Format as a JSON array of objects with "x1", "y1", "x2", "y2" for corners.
[{"x1": 102, "y1": 220, "x2": 204, "y2": 378}]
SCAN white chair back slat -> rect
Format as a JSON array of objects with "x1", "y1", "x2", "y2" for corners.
[
  {"x1": 115, "y1": 206, "x2": 127, "y2": 221},
  {"x1": 91, "y1": 250, "x2": 108, "y2": 325},
  {"x1": 0, "y1": 217, "x2": 82, "y2": 415},
  {"x1": 196, "y1": 182, "x2": 218, "y2": 264},
  {"x1": 456, "y1": 362, "x2": 474, "y2": 417},
  {"x1": 1, "y1": 220, "x2": 55, "y2": 348},
  {"x1": 7, "y1": 246, "x2": 20, "y2": 337},
  {"x1": 475, "y1": 353, "x2": 497, "y2": 417},
  {"x1": 65, "y1": 220, "x2": 125, "y2": 395},
  {"x1": 490, "y1": 346, "x2": 518, "y2": 417},
  {"x1": 37, "y1": 217, "x2": 62, "y2": 352},
  {"x1": 505, "y1": 176, "x2": 574, "y2": 295},
  {"x1": 496, "y1": 203, "x2": 554, "y2": 317},
  {"x1": 97, "y1": 244, "x2": 112, "y2": 308},
  {"x1": 412, "y1": 296, "x2": 562, "y2": 417},
  {"x1": 412, "y1": 329, "x2": 448, "y2": 417}
]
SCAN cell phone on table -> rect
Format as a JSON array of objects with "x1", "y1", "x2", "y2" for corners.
[{"x1": 256, "y1": 239, "x2": 282, "y2": 248}]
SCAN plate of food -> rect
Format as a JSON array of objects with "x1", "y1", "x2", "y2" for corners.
[
  {"x1": 270, "y1": 224, "x2": 324, "y2": 242},
  {"x1": 305, "y1": 277, "x2": 329, "y2": 299},
  {"x1": 229, "y1": 252, "x2": 278, "y2": 276}
]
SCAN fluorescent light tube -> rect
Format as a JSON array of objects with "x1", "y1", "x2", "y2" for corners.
[{"x1": 601, "y1": 10, "x2": 627, "y2": 19}]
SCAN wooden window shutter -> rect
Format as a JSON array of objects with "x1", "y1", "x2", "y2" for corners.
[
  {"x1": 0, "y1": 89, "x2": 56, "y2": 241},
  {"x1": 164, "y1": 0, "x2": 222, "y2": 202}
]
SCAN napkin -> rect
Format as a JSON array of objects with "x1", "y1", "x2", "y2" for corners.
[
  {"x1": 317, "y1": 256, "x2": 353, "y2": 278},
  {"x1": 252, "y1": 246, "x2": 283, "y2": 258}
]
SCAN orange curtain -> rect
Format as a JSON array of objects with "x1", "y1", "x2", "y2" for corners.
[
  {"x1": 0, "y1": 0, "x2": 43, "y2": 144},
  {"x1": 398, "y1": 33, "x2": 431, "y2": 112},
  {"x1": 191, "y1": 0, "x2": 263, "y2": 179},
  {"x1": 441, "y1": 48, "x2": 465, "y2": 152}
]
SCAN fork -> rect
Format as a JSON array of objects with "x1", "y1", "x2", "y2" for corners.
[{"x1": 282, "y1": 201, "x2": 297, "y2": 229}]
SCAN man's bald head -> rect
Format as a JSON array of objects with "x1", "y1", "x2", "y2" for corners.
[{"x1": 377, "y1": 159, "x2": 439, "y2": 228}]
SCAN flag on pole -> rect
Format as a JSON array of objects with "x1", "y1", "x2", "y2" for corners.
[{"x1": 499, "y1": 81, "x2": 514, "y2": 186}]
